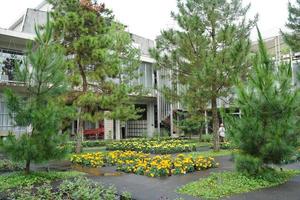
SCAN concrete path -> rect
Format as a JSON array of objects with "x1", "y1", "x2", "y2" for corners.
[
  {"x1": 87, "y1": 156, "x2": 233, "y2": 200},
  {"x1": 26, "y1": 153, "x2": 300, "y2": 200}
]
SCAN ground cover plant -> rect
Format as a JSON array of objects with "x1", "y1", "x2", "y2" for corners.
[
  {"x1": 0, "y1": 159, "x2": 23, "y2": 173},
  {"x1": 3, "y1": 177, "x2": 132, "y2": 200},
  {"x1": 71, "y1": 151, "x2": 218, "y2": 177},
  {"x1": 106, "y1": 138, "x2": 196, "y2": 154},
  {"x1": 177, "y1": 170, "x2": 300, "y2": 199},
  {"x1": 0, "y1": 171, "x2": 83, "y2": 192}
]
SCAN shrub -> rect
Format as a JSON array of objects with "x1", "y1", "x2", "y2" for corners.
[
  {"x1": 0, "y1": 171, "x2": 82, "y2": 193},
  {"x1": 200, "y1": 134, "x2": 212, "y2": 143},
  {"x1": 5, "y1": 177, "x2": 132, "y2": 200},
  {"x1": 235, "y1": 154, "x2": 262, "y2": 176},
  {"x1": 0, "y1": 159, "x2": 23, "y2": 173}
]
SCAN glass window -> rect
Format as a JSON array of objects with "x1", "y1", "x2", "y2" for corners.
[{"x1": 0, "y1": 49, "x2": 23, "y2": 81}]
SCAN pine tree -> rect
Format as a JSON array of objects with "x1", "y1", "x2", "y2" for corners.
[
  {"x1": 2, "y1": 16, "x2": 70, "y2": 174},
  {"x1": 47, "y1": 0, "x2": 142, "y2": 152},
  {"x1": 282, "y1": 0, "x2": 300, "y2": 52},
  {"x1": 150, "y1": 0, "x2": 256, "y2": 150},
  {"x1": 227, "y1": 28, "x2": 300, "y2": 175}
]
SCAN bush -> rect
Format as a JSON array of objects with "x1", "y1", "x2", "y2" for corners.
[
  {"x1": 5, "y1": 177, "x2": 132, "y2": 200},
  {"x1": 200, "y1": 134, "x2": 212, "y2": 143},
  {"x1": 235, "y1": 154, "x2": 262, "y2": 176},
  {"x1": 0, "y1": 171, "x2": 83, "y2": 193},
  {"x1": 0, "y1": 159, "x2": 23, "y2": 173}
]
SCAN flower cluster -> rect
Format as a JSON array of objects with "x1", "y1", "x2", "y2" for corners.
[
  {"x1": 70, "y1": 151, "x2": 218, "y2": 177},
  {"x1": 106, "y1": 139, "x2": 196, "y2": 154},
  {"x1": 70, "y1": 152, "x2": 105, "y2": 168}
]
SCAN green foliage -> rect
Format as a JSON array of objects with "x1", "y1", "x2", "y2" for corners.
[
  {"x1": 4, "y1": 177, "x2": 130, "y2": 200},
  {"x1": 235, "y1": 154, "x2": 263, "y2": 176},
  {"x1": 282, "y1": 0, "x2": 300, "y2": 52},
  {"x1": 106, "y1": 138, "x2": 196, "y2": 154},
  {"x1": 178, "y1": 170, "x2": 300, "y2": 199},
  {"x1": 153, "y1": 129, "x2": 170, "y2": 139},
  {"x1": 2, "y1": 16, "x2": 71, "y2": 173},
  {"x1": 0, "y1": 171, "x2": 83, "y2": 192},
  {"x1": 48, "y1": 0, "x2": 142, "y2": 153},
  {"x1": 150, "y1": 0, "x2": 257, "y2": 150},
  {"x1": 226, "y1": 29, "x2": 300, "y2": 174},
  {"x1": 200, "y1": 134, "x2": 213, "y2": 143},
  {"x1": 177, "y1": 114, "x2": 203, "y2": 137}
]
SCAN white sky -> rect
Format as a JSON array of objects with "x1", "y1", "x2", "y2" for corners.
[{"x1": 0, "y1": 0, "x2": 294, "y2": 41}]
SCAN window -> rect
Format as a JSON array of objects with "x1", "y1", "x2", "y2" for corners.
[
  {"x1": 0, "y1": 95, "x2": 26, "y2": 133},
  {"x1": 0, "y1": 49, "x2": 23, "y2": 81}
]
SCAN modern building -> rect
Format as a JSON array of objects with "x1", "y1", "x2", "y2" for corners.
[
  {"x1": 1, "y1": 1, "x2": 299, "y2": 140},
  {"x1": 0, "y1": 1, "x2": 176, "y2": 140}
]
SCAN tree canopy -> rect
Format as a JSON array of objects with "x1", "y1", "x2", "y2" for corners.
[
  {"x1": 48, "y1": 0, "x2": 142, "y2": 152},
  {"x1": 150, "y1": 0, "x2": 257, "y2": 150},
  {"x1": 2, "y1": 17, "x2": 70, "y2": 174}
]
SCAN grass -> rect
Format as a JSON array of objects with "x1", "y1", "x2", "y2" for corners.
[
  {"x1": 189, "y1": 149, "x2": 235, "y2": 157},
  {"x1": 82, "y1": 146, "x2": 107, "y2": 153},
  {"x1": 193, "y1": 142, "x2": 211, "y2": 147},
  {"x1": 0, "y1": 170, "x2": 84, "y2": 192},
  {"x1": 177, "y1": 170, "x2": 300, "y2": 199}
]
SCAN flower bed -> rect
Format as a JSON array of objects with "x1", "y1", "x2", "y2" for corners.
[
  {"x1": 71, "y1": 151, "x2": 218, "y2": 177},
  {"x1": 106, "y1": 139, "x2": 196, "y2": 154}
]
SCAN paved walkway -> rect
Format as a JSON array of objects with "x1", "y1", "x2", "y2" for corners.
[
  {"x1": 87, "y1": 156, "x2": 233, "y2": 200},
  {"x1": 27, "y1": 153, "x2": 300, "y2": 200}
]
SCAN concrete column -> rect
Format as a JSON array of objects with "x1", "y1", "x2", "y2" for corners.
[
  {"x1": 147, "y1": 103, "x2": 155, "y2": 137},
  {"x1": 104, "y1": 118, "x2": 114, "y2": 140},
  {"x1": 205, "y1": 110, "x2": 208, "y2": 134},
  {"x1": 115, "y1": 120, "x2": 121, "y2": 140}
]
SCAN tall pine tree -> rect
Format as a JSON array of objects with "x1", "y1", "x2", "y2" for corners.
[
  {"x1": 2, "y1": 16, "x2": 69, "y2": 174},
  {"x1": 227, "y1": 28, "x2": 300, "y2": 175},
  {"x1": 48, "y1": 0, "x2": 142, "y2": 152},
  {"x1": 150, "y1": 0, "x2": 256, "y2": 150},
  {"x1": 282, "y1": 0, "x2": 300, "y2": 52}
]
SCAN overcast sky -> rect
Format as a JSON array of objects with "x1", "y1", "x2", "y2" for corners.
[{"x1": 0, "y1": 0, "x2": 294, "y2": 41}]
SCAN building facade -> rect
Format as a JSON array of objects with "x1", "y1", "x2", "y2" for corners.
[
  {"x1": 0, "y1": 1, "x2": 176, "y2": 140},
  {"x1": 1, "y1": 1, "x2": 299, "y2": 140}
]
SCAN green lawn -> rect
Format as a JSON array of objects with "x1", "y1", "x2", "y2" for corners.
[
  {"x1": 0, "y1": 171, "x2": 84, "y2": 192},
  {"x1": 82, "y1": 146, "x2": 107, "y2": 153},
  {"x1": 177, "y1": 170, "x2": 300, "y2": 199},
  {"x1": 188, "y1": 149, "x2": 235, "y2": 157}
]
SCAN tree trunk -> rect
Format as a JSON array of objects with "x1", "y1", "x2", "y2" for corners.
[
  {"x1": 75, "y1": 113, "x2": 83, "y2": 153},
  {"x1": 25, "y1": 159, "x2": 30, "y2": 174},
  {"x1": 75, "y1": 62, "x2": 87, "y2": 154},
  {"x1": 211, "y1": 96, "x2": 220, "y2": 151}
]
